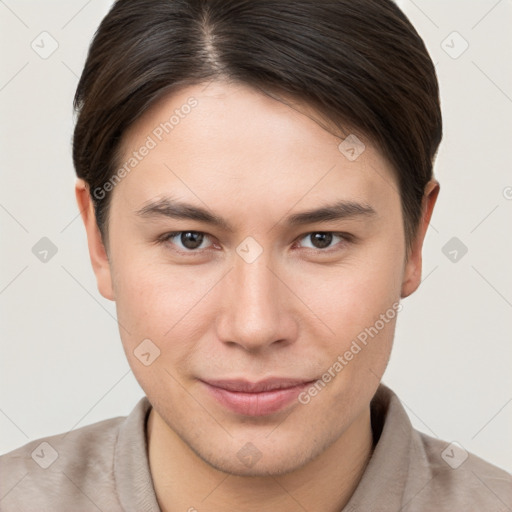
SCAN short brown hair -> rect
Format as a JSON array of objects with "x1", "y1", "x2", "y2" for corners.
[{"x1": 72, "y1": 0, "x2": 442, "y2": 252}]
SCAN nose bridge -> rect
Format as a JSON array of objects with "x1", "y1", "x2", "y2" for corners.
[
  {"x1": 217, "y1": 247, "x2": 289, "y2": 350},
  {"x1": 236, "y1": 251, "x2": 275, "y2": 311}
]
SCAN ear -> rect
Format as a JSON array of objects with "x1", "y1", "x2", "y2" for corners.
[
  {"x1": 75, "y1": 179, "x2": 115, "y2": 301},
  {"x1": 401, "y1": 179, "x2": 440, "y2": 298}
]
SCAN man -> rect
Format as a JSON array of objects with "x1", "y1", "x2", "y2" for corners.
[{"x1": 1, "y1": 1, "x2": 511, "y2": 510}]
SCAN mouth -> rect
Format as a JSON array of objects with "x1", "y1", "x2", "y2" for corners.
[{"x1": 199, "y1": 377, "x2": 316, "y2": 416}]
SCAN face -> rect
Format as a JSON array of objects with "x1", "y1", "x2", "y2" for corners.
[{"x1": 79, "y1": 80, "x2": 431, "y2": 476}]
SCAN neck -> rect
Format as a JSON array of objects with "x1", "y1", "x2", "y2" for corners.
[{"x1": 147, "y1": 406, "x2": 374, "y2": 512}]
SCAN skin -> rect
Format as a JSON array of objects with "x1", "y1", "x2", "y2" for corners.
[{"x1": 76, "y1": 80, "x2": 439, "y2": 512}]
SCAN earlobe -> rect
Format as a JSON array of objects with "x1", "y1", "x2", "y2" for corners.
[
  {"x1": 75, "y1": 179, "x2": 115, "y2": 301},
  {"x1": 401, "y1": 180, "x2": 440, "y2": 298}
]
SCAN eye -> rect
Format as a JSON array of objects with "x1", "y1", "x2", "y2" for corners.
[
  {"x1": 157, "y1": 230, "x2": 352, "y2": 254},
  {"x1": 159, "y1": 231, "x2": 214, "y2": 252},
  {"x1": 296, "y1": 232, "x2": 350, "y2": 250}
]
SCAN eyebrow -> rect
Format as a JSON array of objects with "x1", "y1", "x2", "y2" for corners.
[{"x1": 135, "y1": 196, "x2": 376, "y2": 231}]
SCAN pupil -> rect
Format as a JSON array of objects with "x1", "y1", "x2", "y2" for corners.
[
  {"x1": 312, "y1": 232, "x2": 332, "y2": 249},
  {"x1": 182, "y1": 231, "x2": 203, "y2": 249}
]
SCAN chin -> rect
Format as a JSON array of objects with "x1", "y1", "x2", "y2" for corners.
[{"x1": 188, "y1": 430, "x2": 331, "y2": 478}]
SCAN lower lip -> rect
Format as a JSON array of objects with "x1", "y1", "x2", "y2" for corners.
[{"x1": 201, "y1": 381, "x2": 312, "y2": 416}]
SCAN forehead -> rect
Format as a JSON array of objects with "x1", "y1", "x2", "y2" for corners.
[{"x1": 113, "y1": 81, "x2": 399, "y2": 221}]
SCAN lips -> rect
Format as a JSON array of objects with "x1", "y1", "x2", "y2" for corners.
[{"x1": 200, "y1": 377, "x2": 315, "y2": 416}]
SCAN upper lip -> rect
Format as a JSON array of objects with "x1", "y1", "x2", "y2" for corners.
[{"x1": 201, "y1": 378, "x2": 314, "y2": 393}]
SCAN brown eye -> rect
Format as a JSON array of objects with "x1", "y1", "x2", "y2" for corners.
[
  {"x1": 297, "y1": 232, "x2": 348, "y2": 250},
  {"x1": 161, "y1": 231, "x2": 212, "y2": 251},
  {"x1": 310, "y1": 232, "x2": 333, "y2": 249},
  {"x1": 179, "y1": 231, "x2": 205, "y2": 250}
]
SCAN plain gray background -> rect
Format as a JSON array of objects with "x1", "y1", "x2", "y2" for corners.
[{"x1": 1, "y1": 0, "x2": 511, "y2": 473}]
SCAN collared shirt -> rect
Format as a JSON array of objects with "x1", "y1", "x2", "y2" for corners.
[{"x1": 1, "y1": 383, "x2": 511, "y2": 511}]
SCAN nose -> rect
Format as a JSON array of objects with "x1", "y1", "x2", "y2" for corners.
[{"x1": 215, "y1": 249, "x2": 298, "y2": 352}]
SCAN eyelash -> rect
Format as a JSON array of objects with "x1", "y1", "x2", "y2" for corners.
[{"x1": 156, "y1": 231, "x2": 353, "y2": 255}]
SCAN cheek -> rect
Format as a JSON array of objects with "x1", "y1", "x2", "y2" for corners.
[
  {"x1": 115, "y1": 266, "x2": 166, "y2": 327},
  {"x1": 112, "y1": 262, "x2": 204, "y2": 392},
  {"x1": 296, "y1": 262, "x2": 401, "y2": 411},
  {"x1": 112, "y1": 258, "x2": 192, "y2": 344},
  {"x1": 288, "y1": 239, "x2": 404, "y2": 384},
  {"x1": 112, "y1": 254, "x2": 221, "y2": 367},
  {"x1": 292, "y1": 246, "x2": 403, "y2": 338}
]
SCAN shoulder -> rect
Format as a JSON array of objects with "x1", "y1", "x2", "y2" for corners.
[
  {"x1": 372, "y1": 384, "x2": 512, "y2": 510},
  {"x1": 408, "y1": 429, "x2": 512, "y2": 510},
  {"x1": 0, "y1": 415, "x2": 125, "y2": 511}
]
